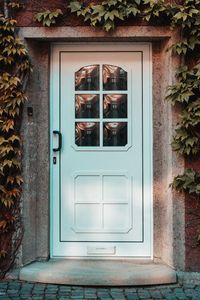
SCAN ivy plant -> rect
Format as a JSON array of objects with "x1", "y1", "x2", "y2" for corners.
[
  {"x1": 143, "y1": 0, "x2": 174, "y2": 22},
  {"x1": 167, "y1": 64, "x2": 200, "y2": 155},
  {"x1": 34, "y1": 9, "x2": 63, "y2": 27},
  {"x1": 170, "y1": 0, "x2": 200, "y2": 55},
  {"x1": 67, "y1": 0, "x2": 141, "y2": 31},
  {"x1": 172, "y1": 168, "x2": 200, "y2": 195},
  {"x1": 0, "y1": 3, "x2": 31, "y2": 278}
]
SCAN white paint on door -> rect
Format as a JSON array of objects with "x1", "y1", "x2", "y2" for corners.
[{"x1": 50, "y1": 44, "x2": 152, "y2": 257}]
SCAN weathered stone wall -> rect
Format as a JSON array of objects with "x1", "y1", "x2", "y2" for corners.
[{"x1": 21, "y1": 40, "x2": 50, "y2": 264}]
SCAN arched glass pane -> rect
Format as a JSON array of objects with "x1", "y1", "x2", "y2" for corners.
[
  {"x1": 75, "y1": 94, "x2": 99, "y2": 118},
  {"x1": 75, "y1": 65, "x2": 100, "y2": 91},
  {"x1": 103, "y1": 94, "x2": 127, "y2": 118},
  {"x1": 103, "y1": 65, "x2": 127, "y2": 90},
  {"x1": 103, "y1": 122, "x2": 127, "y2": 146},
  {"x1": 75, "y1": 122, "x2": 100, "y2": 146}
]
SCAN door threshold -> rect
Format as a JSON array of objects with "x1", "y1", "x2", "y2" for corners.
[
  {"x1": 50, "y1": 256, "x2": 153, "y2": 260},
  {"x1": 19, "y1": 259, "x2": 177, "y2": 286}
]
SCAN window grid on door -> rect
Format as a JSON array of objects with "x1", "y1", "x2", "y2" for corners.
[{"x1": 74, "y1": 64, "x2": 129, "y2": 148}]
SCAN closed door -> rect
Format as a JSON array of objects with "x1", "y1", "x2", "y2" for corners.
[{"x1": 51, "y1": 44, "x2": 152, "y2": 257}]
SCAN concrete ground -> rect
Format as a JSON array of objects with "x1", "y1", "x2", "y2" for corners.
[{"x1": 0, "y1": 280, "x2": 200, "y2": 299}]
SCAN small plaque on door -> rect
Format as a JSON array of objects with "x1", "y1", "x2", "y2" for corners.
[{"x1": 87, "y1": 246, "x2": 116, "y2": 255}]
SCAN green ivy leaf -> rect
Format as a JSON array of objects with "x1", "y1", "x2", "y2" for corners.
[
  {"x1": 34, "y1": 9, "x2": 63, "y2": 27},
  {"x1": 172, "y1": 169, "x2": 200, "y2": 195},
  {"x1": 68, "y1": 1, "x2": 82, "y2": 13}
]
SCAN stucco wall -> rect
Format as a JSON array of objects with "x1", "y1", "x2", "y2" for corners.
[{"x1": 18, "y1": 25, "x2": 186, "y2": 270}]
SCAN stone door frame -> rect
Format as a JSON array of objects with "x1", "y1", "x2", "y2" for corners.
[{"x1": 19, "y1": 26, "x2": 185, "y2": 271}]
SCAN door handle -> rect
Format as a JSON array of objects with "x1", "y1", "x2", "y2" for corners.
[{"x1": 53, "y1": 130, "x2": 62, "y2": 152}]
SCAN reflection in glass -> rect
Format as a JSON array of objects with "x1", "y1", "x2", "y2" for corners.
[
  {"x1": 75, "y1": 94, "x2": 99, "y2": 118},
  {"x1": 103, "y1": 65, "x2": 127, "y2": 90},
  {"x1": 103, "y1": 94, "x2": 127, "y2": 118},
  {"x1": 75, "y1": 122, "x2": 99, "y2": 146},
  {"x1": 103, "y1": 122, "x2": 127, "y2": 146},
  {"x1": 75, "y1": 65, "x2": 99, "y2": 91}
]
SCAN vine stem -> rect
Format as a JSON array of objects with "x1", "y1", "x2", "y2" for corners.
[{"x1": 4, "y1": 0, "x2": 9, "y2": 18}]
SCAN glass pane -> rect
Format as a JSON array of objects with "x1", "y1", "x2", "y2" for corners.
[
  {"x1": 75, "y1": 65, "x2": 99, "y2": 91},
  {"x1": 75, "y1": 122, "x2": 99, "y2": 146},
  {"x1": 75, "y1": 94, "x2": 99, "y2": 118},
  {"x1": 103, "y1": 65, "x2": 127, "y2": 90},
  {"x1": 103, "y1": 122, "x2": 127, "y2": 146},
  {"x1": 103, "y1": 94, "x2": 127, "y2": 118}
]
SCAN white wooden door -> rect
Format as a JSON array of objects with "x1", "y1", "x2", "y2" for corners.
[{"x1": 51, "y1": 44, "x2": 152, "y2": 257}]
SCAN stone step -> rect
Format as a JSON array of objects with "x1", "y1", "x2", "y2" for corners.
[{"x1": 19, "y1": 259, "x2": 177, "y2": 286}]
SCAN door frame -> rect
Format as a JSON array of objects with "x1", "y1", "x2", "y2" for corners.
[{"x1": 50, "y1": 43, "x2": 153, "y2": 258}]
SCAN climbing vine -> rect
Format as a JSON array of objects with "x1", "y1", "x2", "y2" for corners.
[
  {"x1": 172, "y1": 168, "x2": 200, "y2": 196},
  {"x1": 68, "y1": 0, "x2": 142, "y2": 31},
  {"x1": 167, "y1": 64, "x2": 200, "y2": 155},
  {"x1": 1, "y1": 0, "x2": 200, "y2": 277},
  {"x1": 34, "y1": 9, "x2": 63, "y2": 27},
  {"x1": 0, "y1": 0, "x2": 31, "y2": 278}
]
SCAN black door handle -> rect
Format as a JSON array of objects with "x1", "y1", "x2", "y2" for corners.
[{"x1": 53, "y1": 130, "x2": 62, "y2": 152}]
